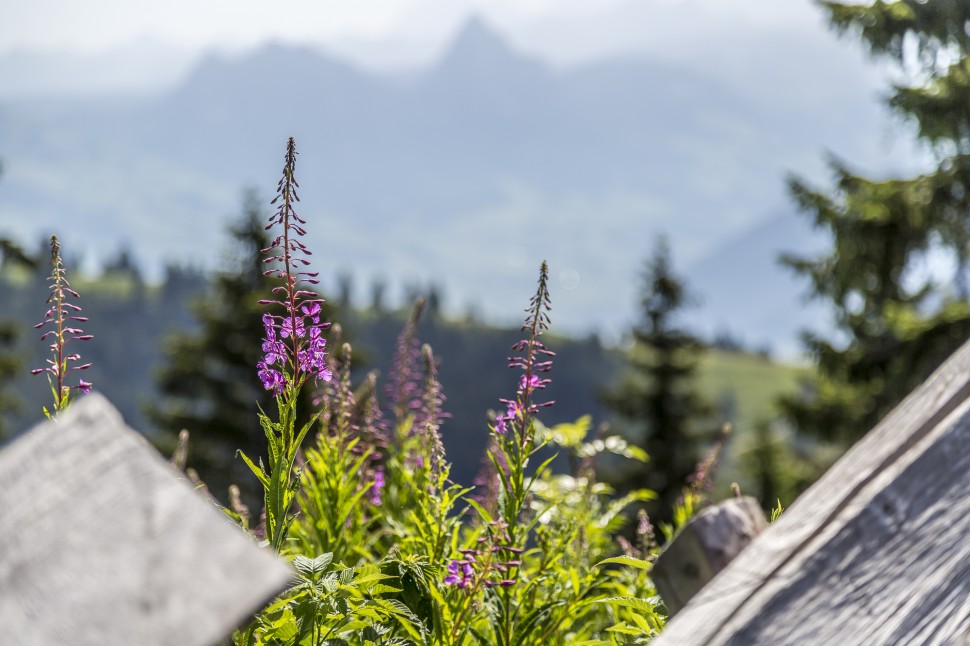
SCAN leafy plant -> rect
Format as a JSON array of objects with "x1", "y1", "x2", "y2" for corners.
[
  {"x1": 239, "y1": 138, "x2": 334, "y2": 553},
  {"x1": 224, "y1": 139, "x2": 677, "y2": 645},
  {"x1": 239, "y1": 552, "x2": 424, "y2": 646}
]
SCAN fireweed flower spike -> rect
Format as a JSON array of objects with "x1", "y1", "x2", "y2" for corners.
[
  {"x1": 31, "y1": 235, "x2": 93, "y2": 418},
  {"x1": 257, "y1": 137, "x2": 332, "y2": 394},
  {"x1": 386, "y1": 297, "x2": 426, "y2": 428},
  {"x1": 359, "y1": 370, "x2": 389, "y2": 451},
  {"x1": 241, "y1": 137, "x2": 333, "y2": 553},
  {"x1": 494, "y1": 260, "x2": 555, "y2": 447},
  {"x1": 474, "y1": 261, "x2": 555, "y2": 633},
  {"x1": 419, "y1": 344, "x2": 448, "y2": 488}
]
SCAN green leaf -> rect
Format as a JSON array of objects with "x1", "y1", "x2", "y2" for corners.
[
  {"x1": 770, "y1": 499, "x2": 784, "y2": 523},
  {"x1": 529, "y1": 451, "x2": 560, "y2": 484},
  {"x1": 606, "y1": 621, "x2": 642, "y2": 635},
  {"x1": 368, "y1": 583, "x2": 402, "y2": 596},
  {"x1": 464, "y1": 497, "x2": 494, "y2": 525},
  {"x1": 293, "y1": 552, "x2": 333, "y2": 579},
  {"x1": 629, "y1": 612, "x2": 658, "y2": 633},
  {"x1": 594, "y1": 596, "x2": 660, "y2": 615},
  {"x1": 237, "y1": 450, "x2": 269, "y2": 487},
  {"x1": 339, "y1": 566, "x2": 354, "y2": 585},
  {"x1": 595, "y1": 556, "x2": 652, "y2": 570},
  {"x1": 513, "y1": 600, "x2": 567, "y2": 643}
]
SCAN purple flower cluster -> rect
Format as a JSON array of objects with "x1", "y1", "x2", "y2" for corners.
[
  {"x1": 258, "y1": 303, "x2": 332, "y2": 395},
  {"x1": 493, "y1": 401, "x2": 521, "y2": 436},
  {"x1": 257, "y1": 137, "x2": 332, "y2": 395},
  {"x1": 443, "y1": 545, "x2": 519, "y2": 589},
  {"x1": 31, "y1": 236, "x2": 93, "y2": 410},
  {"x1": 369, "y1": 467, "x2": 385, "y2": 506},
  {"x1": 443, "y1": 559, "x2": 474, "y2": 588},
  {"x1": 494, "y1": 371, "x2": 550, "y2": 435}
]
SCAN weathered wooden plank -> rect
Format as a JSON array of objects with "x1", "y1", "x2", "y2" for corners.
[
  {"x1": 651, "y1": 496, "x2": 766, "y2": 615},
  {"x1": 655, "y1": 337, "x2": 970, "y2": 645},
  {"x1": 0, "y1": 394, "x2": 292, "y2": 646}
]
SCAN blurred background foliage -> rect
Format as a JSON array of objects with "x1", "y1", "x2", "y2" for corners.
[{"x1": 0, "y1": 196, "x2": 801, "y2": 512}]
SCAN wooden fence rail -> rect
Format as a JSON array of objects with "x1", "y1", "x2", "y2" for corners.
[
  {"x1": 655, "y1": 338, "x2": 970, "y2": 645},
  {"x1": 0, "y1": 394, "x2": 292, "y2": 646}
]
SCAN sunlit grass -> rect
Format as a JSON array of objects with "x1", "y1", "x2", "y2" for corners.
[{"x1": 697, "y1": 348, "x2": 808, "y2": 492}]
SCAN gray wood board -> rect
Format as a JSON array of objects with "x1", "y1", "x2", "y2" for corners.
[
  {"x1": 656, "y1": 338, "x2": 970, "y2": 645},
  {"x1": 0, "y1": 393, "x2": 293, "y2": 646}
]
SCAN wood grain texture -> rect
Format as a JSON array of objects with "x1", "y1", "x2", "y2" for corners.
[
  {"x1": 655, "y1": 338, "x2": 970, "y2": 645},
  {"x1": 652, "y1": 497, "x2": 766, "y2": 615},
  {"x1": 0, "y1": 394, "x2": 293, "y2": 646}
]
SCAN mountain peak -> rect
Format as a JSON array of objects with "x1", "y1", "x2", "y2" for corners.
[
  {"x1": 429, "y1": 14, "x2": 549, "y2": 86},
  {"x1": 454, "y1": 16, "x2": 507, "y2": 50},
  {"x1": 438, "y1": 15, "x2": 521, "y2": 70}
]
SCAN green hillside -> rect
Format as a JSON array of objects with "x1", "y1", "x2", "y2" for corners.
[{"x1": 696, "y1": 349, "x2": 809, "y2": 494}]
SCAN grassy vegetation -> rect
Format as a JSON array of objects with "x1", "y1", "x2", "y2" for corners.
[{"x1": 696, "y1": 349, "x2": 809, "y2": 494}]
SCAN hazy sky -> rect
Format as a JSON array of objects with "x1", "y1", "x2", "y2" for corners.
[{"x1": 2, "y1": 0, "x2": 836, "y2": 69}]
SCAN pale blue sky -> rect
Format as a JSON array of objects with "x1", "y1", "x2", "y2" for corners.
[{"x1": 2, "y1": 0, "x2": 832, "y2": 70}]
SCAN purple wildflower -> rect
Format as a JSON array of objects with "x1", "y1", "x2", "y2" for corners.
[
  {"x1": 257, "y1": 137, "x2": 331, "y2": 394},
  {"x1": 257, "y1": 360, "x2": 286, "y2": 395},
  {"x1": 519, "y1": 373, "x2": 541, "y2": 394},
  {"x1": 299, "y1": 325, "x2": 331, "y2": 382},
  {"x1": 31, "y1": 236, "x2": 93, "y2": 416},
  {"x1": 280, "y1": 315, "x2": 305, "y2": 339},
  {"x1": 443, "y1": 559, "x2": 475, "y2": 588},
  {"x1": 302, "y1": 302, "x2": 321, "y2": 322},
  {"x1": 493, "y1": 400, "x2": 523, "y2": 436},
  {"x1": 260, "y1": 314, "x2": 287, "y2": 365},
  {"x1": 386, "y1": 298, "x2": 425, "y2": 427},
  {"x1": 359, "y1": 370, "x2": 389, "y2": 450},
  {"x1": 369, "y1": 467, "x2": 385, "y2": 506},
  {"x1": 444, "y1": 534, "x2": 522, "y2": 591}
]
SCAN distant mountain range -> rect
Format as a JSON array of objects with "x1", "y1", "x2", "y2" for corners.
[{"x1": 0, "y1": 16, "x2": 913, "y2": 355}]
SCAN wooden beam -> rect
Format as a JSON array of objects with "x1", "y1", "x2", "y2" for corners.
[
  {"x1": 655, "y1": 338, "x2": 970, "y2": 645},
  {"x1": 0, "y1": 394, "x2": 292, "y2": 646}
]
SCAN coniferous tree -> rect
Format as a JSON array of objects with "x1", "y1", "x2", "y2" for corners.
[
  {"x1": 148, "y1": 192, "x2": 333, "y2": 505},
  {"x1": 780, "y1": 2, "x2": 970, "y2": 453},
  {"x1": 603, "y1": 237, "x2": 718, "y2": 524},
  {"x1": 0, "y1": 161, "x2": 37, "y2": 439},
  {"x1": 0, "y1": 317, "x2": 21, "y2": 441}
]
